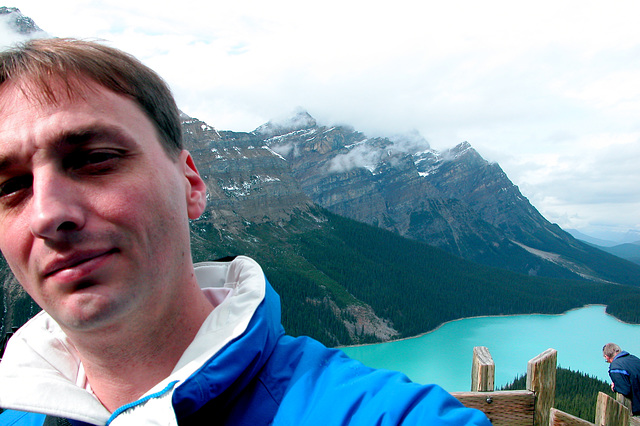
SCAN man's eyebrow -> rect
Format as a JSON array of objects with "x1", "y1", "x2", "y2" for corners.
[
  {"x1": 53, "y1": 125, "x2": 129, "y2": 149},
  {"x1": 0, "y1": 125, "x2": 131, "y2": 174}
]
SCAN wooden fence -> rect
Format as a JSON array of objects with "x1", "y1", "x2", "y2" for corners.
[{"x1": 450, "y1": 346, "x2": 639, "y2": 426}]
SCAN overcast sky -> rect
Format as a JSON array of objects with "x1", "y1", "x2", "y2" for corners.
[{"x1": 4, "y1": 0, "x2": 640, "y2": 242}]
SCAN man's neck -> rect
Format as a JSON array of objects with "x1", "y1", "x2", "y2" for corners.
[{"x1": 66, "y1": 280, "x2": 215, "y2": 412}]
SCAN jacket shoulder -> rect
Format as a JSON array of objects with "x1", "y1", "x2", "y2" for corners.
[
  {"x1": 0, "y1": 410, "x2": 46, "y2": 426},
  {"x1": 264, "y1": 335, "x2": 491, "y2": 425}
]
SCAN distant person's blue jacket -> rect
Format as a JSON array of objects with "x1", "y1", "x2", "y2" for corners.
[
  {"x1": 0, "y1": 256, "x2": 490, "y2": 425},
  {"x1": 609, "y1": 350, "x2": 640, "y2": 415}
]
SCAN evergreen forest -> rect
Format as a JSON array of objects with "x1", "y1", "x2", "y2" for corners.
[
  {"x1": 606, "y1": 294, "x2": 640, "y2": 324},
  {"x1": 3, "y1": 208, "x2": 640, "y2": 348},
  {"x1": 190, "y1": 208, "x2": 640, "y2": 346},
  {"x1": 502, "y1": 367, "x2": 614, "y2": 423}
]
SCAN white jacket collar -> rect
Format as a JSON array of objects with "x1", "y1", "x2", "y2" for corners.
[{"x1": 0, "y1": 256, "x2": 266, "y2": 425}]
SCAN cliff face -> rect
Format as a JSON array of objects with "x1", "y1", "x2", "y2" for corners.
[
  {"x1": 254, "y1": 111, "x2": 637, "y2": 282},
  {"x1": 182, "y1": 115, "x2": 316, "y2": 234}
]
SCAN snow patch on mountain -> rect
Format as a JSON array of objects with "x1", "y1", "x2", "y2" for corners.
[{"x1": 0, "y1": 7, "x2": 47, "y2": 48}]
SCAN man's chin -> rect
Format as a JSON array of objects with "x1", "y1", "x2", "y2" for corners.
[{"x1": 56, "y1": 294, "x2": 130, "y2": 333}]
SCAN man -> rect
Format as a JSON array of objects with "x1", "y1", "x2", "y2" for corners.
[
  {"x1": 0, "y1": 38, "x2": 491, "y2": 425},
  {"x1": 603, "y1": 343, "x2": 640, "y2": 416}
]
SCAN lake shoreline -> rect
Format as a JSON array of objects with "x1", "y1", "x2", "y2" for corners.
[
  {"x1": 340, "y1": 304, "x2": 640, "y2": 390},
  {"x1": 339, "y1": 304, "x2": 616, "y2": 349}
]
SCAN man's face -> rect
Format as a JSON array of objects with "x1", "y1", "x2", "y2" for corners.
[{"x1": 0, "y1": 78, "x2": 206, "y2": 333}]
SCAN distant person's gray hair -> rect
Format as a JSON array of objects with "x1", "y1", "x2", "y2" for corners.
[
  {"x1": 603, "y1": 343, "x2": 621, "y2": 358},
  {"x1": 0, "y1": 37, "x2": 182, "y2": 158}
]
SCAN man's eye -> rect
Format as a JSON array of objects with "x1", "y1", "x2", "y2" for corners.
[
  {"x1": 67, "y1": 150, "x2": 122, "y2": 171},
  {"x1": 83, "y1": 151, "x2": 119, "y2": 165},
  {"x1": 0, "y1": 175, "x2": 33, "y2": 198}
]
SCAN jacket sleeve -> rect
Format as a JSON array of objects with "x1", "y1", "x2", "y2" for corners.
[
  {"x1": 271, "y1": 336, "x2": 491, "y2": 425},
  {"x1": 610, "y1": 368, "x2": 632, "y2": 396}
]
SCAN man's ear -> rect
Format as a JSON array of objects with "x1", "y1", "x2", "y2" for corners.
[{"x1": 180, "y1": 150, "x2": 207, "y2": 220}]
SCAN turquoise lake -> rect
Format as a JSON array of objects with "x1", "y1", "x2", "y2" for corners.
[{"x1": 341, "y1": 305, "x2": 640, "y2": 392}]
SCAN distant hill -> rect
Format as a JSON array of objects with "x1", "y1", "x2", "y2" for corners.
[
  {"x1": 566, "y1": 229, "x2": 620, "y2": 247},
  {"x1": 566, "y1": 229, "x2": 640, "y2": 265},
  {"x1": 593, "y1": 243, "x2": 640, "y2": 266}
]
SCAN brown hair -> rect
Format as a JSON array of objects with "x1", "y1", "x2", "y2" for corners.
[{"x1": 0, "y1": 38, "x2": 182, "y2": 157}]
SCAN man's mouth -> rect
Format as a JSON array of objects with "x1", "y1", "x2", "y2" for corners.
[{"x1": 43, "y1": 249, "x2": 118, "y2": 282}]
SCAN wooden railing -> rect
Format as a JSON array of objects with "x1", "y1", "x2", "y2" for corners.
[{"x1": 451, "y1": 346, "x2": 639, "y2": 426}]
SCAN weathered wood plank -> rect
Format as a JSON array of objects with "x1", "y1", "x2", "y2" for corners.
[
  {"x1": 471, "y1": 346, "x2": 495, "y2": 392},
  {"x1": 615, "y1": 394, "x2": 640, "y2": 425},
  {"x1": 616, "y1": 392, "x2": 632, "y2": 412},
  {"x1": 595, "y1": 391, "x2": 629, "y2": 426},
  {"x1": 527, "y1": 348, "x2": 557, "y2": 426},
  {"x1": 452, "y1": 390, "x2": 534, "y2": 426},
  {"x1": 549, "y1": 408, "x2": 594, "y2": 425}
]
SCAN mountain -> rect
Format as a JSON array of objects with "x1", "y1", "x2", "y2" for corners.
[
  {"x1": 2, "y1": 12, "x2": 640, "y2": 347},
  {"x1": 179, "y1": 112, "x2": 640, "y2": 345},
  {"x1": 566, "y1": 229, "x2": 620, "y2": 247},
  {"x1": 567, "y1": 229, "x2": 640, "y2": 265},
  {"x1": 3, "y1": 111, "x2": 640, "y2": 347},
  {"x1": 0, "y1": 7, "x2": 45, "y2": 38},
  {"x1": 255, "y1": 111, "x2": 640, "y2": 286},
  {"x1": 594, "y1": 243, "x2": 640, "y2": 266},
  {"x1": 568, "y1": 228, "x2": 640, "y2": 248}
]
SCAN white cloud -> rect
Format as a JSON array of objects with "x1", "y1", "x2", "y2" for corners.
[{"x1": 6, "y1": 0, "x2": 640, "y2": 241}]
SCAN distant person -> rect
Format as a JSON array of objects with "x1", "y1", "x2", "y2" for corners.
[
  {"x1": 603, "y1": 343, "x2": 640, "y2": 416},
  {"x1": 0, "y1": 38, "x2": 491, "y2": 425}
]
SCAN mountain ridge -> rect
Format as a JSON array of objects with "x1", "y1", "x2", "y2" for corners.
[
  {"x1": 3, "y1": 110, "x2": 640, "y2": 347},
  {"x1": 254, "y1": 110, "x2": 640, "y2": 285}
]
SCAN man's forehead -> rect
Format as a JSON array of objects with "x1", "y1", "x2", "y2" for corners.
[
  {"x1": 0, "y1": 74, "x2": 107, "y2": 112},
  {"x1": 0, "y1": 78, "x2": 138, "y2": 166}
]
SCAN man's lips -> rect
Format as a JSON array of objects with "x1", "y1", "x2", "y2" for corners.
[{"x1": 42, "y1": 249, "x2": 117, "y2": 281}]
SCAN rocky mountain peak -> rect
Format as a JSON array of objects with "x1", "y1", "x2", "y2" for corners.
[
  {"x1": 180, "y1": 111, "x2": 222, "y2": 145},
  {"x1": 254, "y1": 109, "x2": 317, "y2": 138},
  {"x1": 248, "y1": 110, "x2": 610, "y2": 279},
  {"x1": 0, "y1": 7, "x2": 44, "y2": 35},
  {"x1": 440, "y1": 141, "x2": 486, "y2": 168},
  {"x1": 447, "y1": 140, "x2": 472, "y2": 156}
]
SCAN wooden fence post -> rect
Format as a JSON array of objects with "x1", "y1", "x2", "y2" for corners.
[
  {"x1": 471, "y1": 346, "x2": 495, "y2": 392},
  {"x1": 615, "y1": 393, "x2": 640, "y2": 425},
  {"x1": 527, "y1": 348, "x2": 557, "y2": 426},
  {"x1": 595, "y1": 392, "x2": 629, "y2": 426},
  {"x1": 615, "y1": 393, "x2": 632, "y2": 412}
]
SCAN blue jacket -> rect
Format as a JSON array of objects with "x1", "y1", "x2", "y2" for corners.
[
  {"x1": 0, "y1": 256, "x2": 490, "y2": 425},
  {"x1": 609, "y1": 351, "x2": 640, "y2": 415}
]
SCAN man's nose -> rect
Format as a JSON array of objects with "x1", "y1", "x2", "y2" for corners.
[{"x1": 29, "y1": 170, "x2": 86, "y2": 239}]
